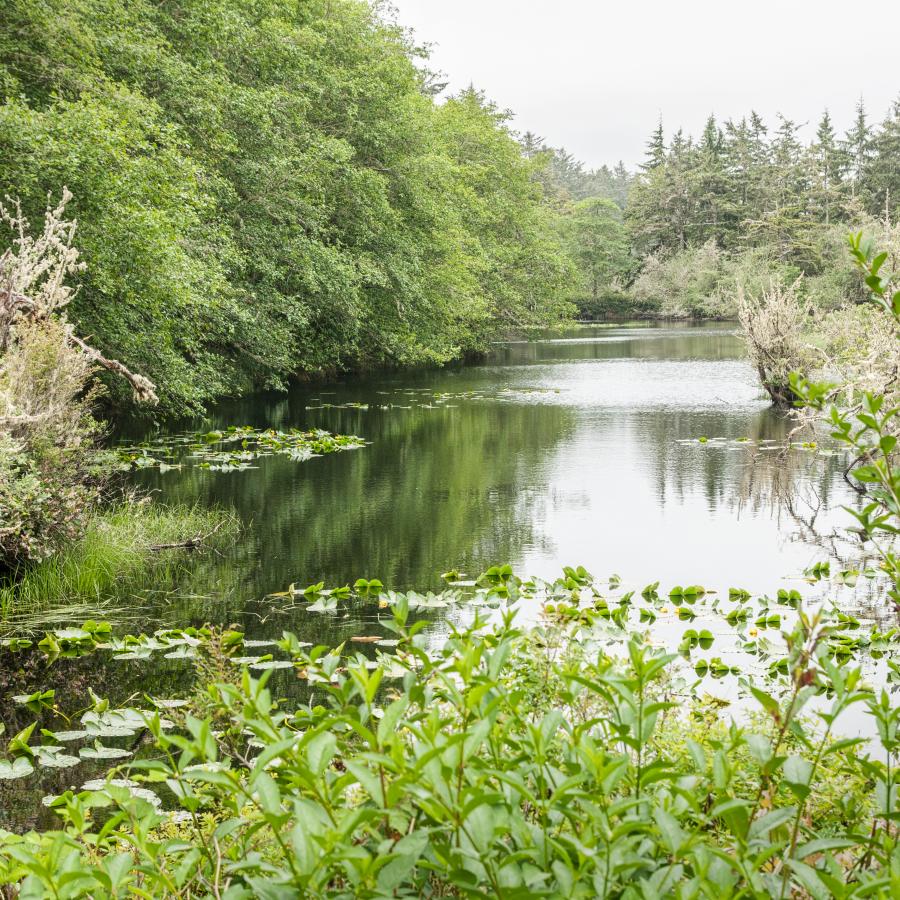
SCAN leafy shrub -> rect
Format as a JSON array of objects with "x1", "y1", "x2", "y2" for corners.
[
  {"x1": 794, "y1": 232, "x2": 900, "y2": 610},
  {"x1": 0, "y1": 600, "x2": 896, "y2": 897},
  {"x1": 630, "y1": 241, "x2": 727, "y2": 318},
  {"x1": 0, "y1": 319, "x2": 104, "y2": 569}
]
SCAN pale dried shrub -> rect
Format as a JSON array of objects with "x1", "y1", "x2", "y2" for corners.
[
  {"x1": 631, "y1": 240, "x2": 725, "y2": 318},
  {"x1": 0, "y1": 319, "x2": 105, "y2": 566},
  {"x1": 0, "y1": 318, "x2": 97, "y2": 440},
  {"x1": 0, "y1": 189, "x2": 84, "y2": 351},
  {"x1": 0, "y1": 188, "x2": 157, "y2": 404},
  {"x1": 0, "y1": 192, "x2": 112, "y2": 568},
  {"x1": 737, "y1": 278, "x2": 815, "y2": 405},
  {"x1": 819, "y1": 303, "x2": 900, "y2": 407}
]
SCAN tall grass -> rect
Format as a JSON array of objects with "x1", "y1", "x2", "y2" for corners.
[{"x1": 0, "y1": 501, "x2": 237, "y2": 625}]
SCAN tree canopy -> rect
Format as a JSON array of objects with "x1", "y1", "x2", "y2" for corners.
[{"x1": 0, "y1": 0, "x2": 575, "y2": 413}]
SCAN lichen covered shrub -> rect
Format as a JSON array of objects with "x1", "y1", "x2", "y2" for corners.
[
  {"x1": 0, "y1": 319, "x2": 104, "y2": 567},
  {"x1": 630, "y1": 240, "x2": 725, "y2": 318},
  {"x1": 0, "y1": 190, "x2": 154, "y2": 572},
  {"x1": 736, "y1": 278, "x2": 816, "y2": 406},
  {"x1": 0, "y1": 193, "x2": 106, "y2": 569},
  {"x1": 819, "y1": 302, "x2": 900, "y2": 406}
]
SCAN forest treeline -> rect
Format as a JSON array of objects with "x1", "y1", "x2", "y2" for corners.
[
  {"x1": 2, "y1": 0, "x2": 898, "y2": 413},
  {"x1": 0, "y1": 0, "x2": 577, "y2": 414},
  {"x1": 541, "y1": 102, "x2": 900, "y2": 319}
]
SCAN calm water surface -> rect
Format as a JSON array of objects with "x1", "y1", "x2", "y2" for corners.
[
  {"x1": 1, "y1": 321, "x2": 890, "y2": 830},
  {"x1": 128, "y1": 321, "x2": 857, "y2": 630}
]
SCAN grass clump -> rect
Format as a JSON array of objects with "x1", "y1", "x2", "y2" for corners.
[{"x1": 0, "y1": 500, "x2": 237, "y2": 624}]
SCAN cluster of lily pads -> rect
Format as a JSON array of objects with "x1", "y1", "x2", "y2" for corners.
[
  {"x1": 267, "y1": 563, "x2": 900, "y2": 691},
  {"x1": 303, "y1": 386, "x2": 558, "y2": 412},
  {"x1": 1, "y1": 623, "x2": 285, "y2": 668},
  {"x1": 0, "y1": 693, "x2": 176, "y2": 784},
  {"x1": 2, "y1": 562, "x2": 897, "y2": 796},
  {"x1": 118, "y1": 426, "x2": 367, "y2": 473},
  {"x1": 684, "y1": 435, "x2": 840, "y2": 455},
  {"x1": 0, "y1": 625, "x2": 298, "y2": 785}
]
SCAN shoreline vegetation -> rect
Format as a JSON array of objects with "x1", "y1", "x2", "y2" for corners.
[
  {"x1": 0, "y1": 502, "x2": 238, "y2": 629},
  {"x1": 0, "y1": 0, "x2": 899, "y2": 896},
  {"x1": 0, "y1": 3, "x2": 897, "y2": 418},
  {"x1": 0, "y1": 575, "x2": 896, "y2": 897}
]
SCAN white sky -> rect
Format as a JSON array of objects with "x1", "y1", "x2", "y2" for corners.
[{"x1": 389, "y1": 0, "x2": 900, "y2": 170}]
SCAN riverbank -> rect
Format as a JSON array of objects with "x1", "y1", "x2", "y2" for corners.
[{"x1": 0, "y1": 501, "x2": 238, "y2": 629}]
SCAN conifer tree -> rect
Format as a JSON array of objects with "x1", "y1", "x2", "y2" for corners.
[
  {"x1": 844, "y1": 97, "x2": 872, "y2": 198},
  {"x1": 641, "y1": 119, "x2": 666, "y2": 171},
  {"x1": 864, "y1": 97, "x2": 900, "y2": 221},
  {"x1": 809, "y1": 109, "x2": 845, "y2": 225}
]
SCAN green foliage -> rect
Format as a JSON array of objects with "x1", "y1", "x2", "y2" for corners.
[
  {"x1": 0, "y1": 596, "x2": 897, "y2": 897},
  {"x1": 793, "y1": 232, "x2": 900, "y2": 610},
  {"x1": 0, "y1": 501, "x2": 238, "y2": 623},
  {"x1": 562, "y1": 197, "x2": 633, "y2": 312},
  {"x1": 0, "y1": 0, "x2": 574, "y2": 415}
]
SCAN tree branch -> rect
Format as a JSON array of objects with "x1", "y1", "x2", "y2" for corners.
[{"x1": 65, "y1": 328, "x2": 158, "y2": 405}]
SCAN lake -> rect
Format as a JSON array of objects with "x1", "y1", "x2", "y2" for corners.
[{"x1": 125, "y1": 320, "x2": 864, "y2": 633}]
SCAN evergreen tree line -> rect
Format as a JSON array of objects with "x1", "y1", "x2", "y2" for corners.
[
  {"x1": 627, "y1": 101, "x2": 900, "y2": 263},
  {"x1": 520, "y1": 133, "x2": 633, "y2": 209},
  {"x1": 0, "y1": 0, "x2": 575, "y2": 414},
  {"x1": 536, "y1": 100, "x2": 900, "y2": 319}
]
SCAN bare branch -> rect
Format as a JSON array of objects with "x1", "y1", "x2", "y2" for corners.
[
  {"x1": 65, "y1": 328, "x2": 158, "y2": 405},
  {"x1": 0, "y1": 188, "x2": 158, "y2": 406}
]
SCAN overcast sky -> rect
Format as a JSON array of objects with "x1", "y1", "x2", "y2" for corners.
[{"x1": 390, "y1": 0, "x2": 900, "y2": 171}]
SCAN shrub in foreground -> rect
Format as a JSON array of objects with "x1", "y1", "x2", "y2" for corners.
[{"x1": 0, "y1": 600, "x2": 897, "y2": 898}]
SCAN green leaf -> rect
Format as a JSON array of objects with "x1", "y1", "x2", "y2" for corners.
[{"x1": 0, "y1": 757, "x2": 34, "y2": 780}]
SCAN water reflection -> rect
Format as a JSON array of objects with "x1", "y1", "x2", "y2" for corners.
[{"x1": 122, "y1": 322, "x2": 860, "y2": 619}]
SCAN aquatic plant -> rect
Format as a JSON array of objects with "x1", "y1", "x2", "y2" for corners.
[
  {"x1": 118, "y1": 426, "x2": 367, "y2": 473},
  {"x1": 0, "y1": 502, "x2": 238, "y2": 624},
  {"x1": 0, "y1": 559, "x2": 897, "y2": 896},
  {"x1": 0, "y1": 587, "x2": 897, "y2": 897}
]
